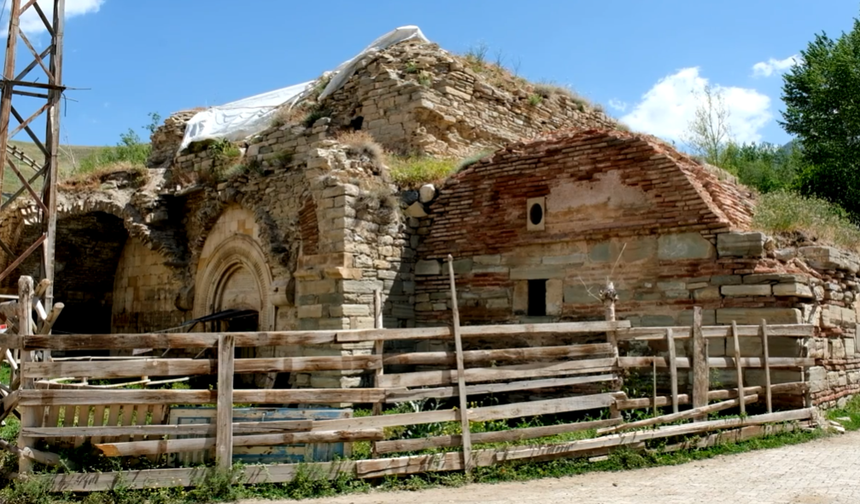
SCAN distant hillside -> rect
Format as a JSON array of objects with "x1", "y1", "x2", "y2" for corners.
[{"x1": 3, "y1": 140, "x2": 106, "y2": 195}]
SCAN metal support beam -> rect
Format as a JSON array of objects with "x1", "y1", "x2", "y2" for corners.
[{"x1": 0, "y1": 0, "x2": 65, "y2": 311}]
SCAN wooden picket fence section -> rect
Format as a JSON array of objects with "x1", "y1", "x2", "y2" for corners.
[{"x1": 0, "y1": 273, "x2": 821, "y2": 492}]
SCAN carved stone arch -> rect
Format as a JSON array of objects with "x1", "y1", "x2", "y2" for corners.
[{"x1": 193, "y1": 233, "x2": 274, "y2": 331}]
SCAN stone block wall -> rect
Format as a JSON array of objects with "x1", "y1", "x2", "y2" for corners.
[
  {"x1": 323, "y1": 41, "x2": 619, "y2": 157},
  {"x1": 112, "y1": 236, "x2": 187, "y2": 333}
]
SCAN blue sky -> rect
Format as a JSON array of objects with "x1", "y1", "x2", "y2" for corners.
[{"x1": 4, "y1": 0, "x2": 860, "y2": 147}]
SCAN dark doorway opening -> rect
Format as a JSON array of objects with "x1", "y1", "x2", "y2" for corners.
[{"x1": 527, "y1": 279, "x2": 547, "y2": 317}]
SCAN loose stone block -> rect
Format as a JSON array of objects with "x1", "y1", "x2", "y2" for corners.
[
  {"x1": 546, "y1": 279, "x2": 563, "y2": 316},
  {"x1": 717, "y1": 231, "x2": 766, "y2": 258}
]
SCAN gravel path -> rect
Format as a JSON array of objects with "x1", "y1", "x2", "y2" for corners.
[{"x1": 241, "y1": 430, "x2": 860, "y2": 504}]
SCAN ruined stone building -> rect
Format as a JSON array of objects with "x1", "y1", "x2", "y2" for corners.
[{"x1": 0, "y1": 34, "x2": 857, "y2": 404}]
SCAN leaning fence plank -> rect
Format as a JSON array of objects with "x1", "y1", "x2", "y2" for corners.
[
  {"x1": 375, "y1": 417, "x2": 622, "y2": 454},
  {"x1": 760, "y1": 319, "x2": 772, "y2": 413},
  {"x1": 691, "y1": 307, "x2": 708, "y2": 421},
  {"x1": 216, "y1": 334, "x2": 234, "y2": 471},
  {"x1": 731, "y1": 320, "x2": 745, "y2": 416},
  {"x1": 598, "y1": 394, "x2": 759, "y2": 434},
  {"x1": 666, "y1": 328, "x2": 679, "y2": 414},
  {"x1": 615, "y1": 381, "x2": 807, "y2": 410},
  {"x1": 448, "y1": 254, "x2": 472, "y2": 474},
  {"x1": 386, "y1": 374, "x2": 617, "y2": 402}
]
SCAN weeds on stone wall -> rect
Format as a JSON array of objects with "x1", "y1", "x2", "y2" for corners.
[
  {"x1": 386, "y1": 155, "x2": 459, "y2": 187},
  {"x1": 57, "y1": 162, "x2": 149, "y2": 191},
  {"x1": 337, "y1": 131, "x2": 385, "y2": 172},
  {"x1": 355, "y1": 184, "x2": 398, "y2": 223},
  {"x1": 753, "y1": 190, "x2": 860, "y2": 252}
]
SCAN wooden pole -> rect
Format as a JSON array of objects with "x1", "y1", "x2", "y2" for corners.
[
  {"x1": 17, "y1": 276, "x2": 35, "y2": 474},
  {"x1": 447, "y1": 254, "x2": 472, "y2": 474},
  {"x1": 691, "y1": 307, "x2": 708, "y2": 421},
  {"x1": 371, "y1": 289, "x2": 384, "y2": 459},
  {"x1": 215, "y1": 334, "x2": 234, "y2": 471},
  {"x1": 760, "y1": 319, "x2": 772, "y2": 414},
  {"x1": 731, "y1": 321, "x2": 745, "y2": 416},
  {"x1": 651, "y1": 358, "x2": 657, "y2": 418},
  {"x1": 666, "y1": 328, "x2": 679, "y2": 414}
]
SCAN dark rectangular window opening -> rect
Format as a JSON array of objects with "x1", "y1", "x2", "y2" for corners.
[{"x1": 527, "y1": 279, "x2": 547, "y2": 317}]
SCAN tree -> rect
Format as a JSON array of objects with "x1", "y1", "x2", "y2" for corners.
[
  {"x1": 780, "y1": 15, "x2": 860, "y2": 220},
  {"x1": 683, "y1": 84, "x2": 733, "y2": 166},
  {"x1": 720, "y1": 141, "x2": 803, "y2": 193}
]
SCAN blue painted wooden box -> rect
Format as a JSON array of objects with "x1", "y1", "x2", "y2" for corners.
[{"x1": 167, "y1": 406, "x2": 352, "y2": 466}]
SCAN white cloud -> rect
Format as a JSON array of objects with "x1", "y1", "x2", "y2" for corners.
[
  {"x1": 752, "y1": 55, "x2": 798, "y2": 78},
  {"x1": 2, "y1": 0, "x2": 104, "y2": 36},
  {"x1": 608, "y1": 99, "x2": 627, "y2": 112},
  {"x1": 620, "y1": 67, "x2": 772, "y2": 145}
]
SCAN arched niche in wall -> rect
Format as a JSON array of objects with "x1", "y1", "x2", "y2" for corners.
[{"x1": 194, "y1": 232, "x2": 274, "y2": 332}]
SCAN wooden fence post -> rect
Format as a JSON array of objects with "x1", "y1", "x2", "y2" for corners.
[
  {"x1": 666, "y1": 328, "x2": 679, "y2": 414},
  {"x1": 215, "y1": 334, "x2": 235, "y2": 471},
  {"x1": 691, "y1": 307, "x2": 708, "y2": 421},
  {"x1": 17, "y1": 276, "x2": 36, "y2": 474},
  {"x1": 600, "y1": 281, "x2": 621, "y2": 420},
  {"x1": 371, "y1": 289, "x2": 384, "y2": 458},
  {"x1": 731, "y1": 320, "x2": 745, "y2": 416},
  {"x1": 759, "y1": 319, "x2": 772, "y2": 413},
  {"x1": 447, "y1": 255, "x2": 472, "y2": 474}
]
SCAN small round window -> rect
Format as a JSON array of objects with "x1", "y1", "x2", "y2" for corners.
[{"x1": 529, "y1": 203, "x2": 543, "y2": 226}]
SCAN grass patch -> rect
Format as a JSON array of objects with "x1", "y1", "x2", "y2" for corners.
[
  {"x1": 57, "y1": 162, "x2": 149, "y2": 191},
  {"x1": 533, "y1": 81, "x2": 592, "y2": 111},
  {"x1": 826, "y1": 395, "x2": 860, "y2": 430},
  {"x1": 386, "y1": 155, "x2": 458, "y2": 187},
  {"x1": 753, "y1": 190, "x2": 860, "y2": 251}
]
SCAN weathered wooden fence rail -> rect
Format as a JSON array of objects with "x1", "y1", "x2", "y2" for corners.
[{"x1": 0, "y1": 274, "x2": 820, "y2": 492}]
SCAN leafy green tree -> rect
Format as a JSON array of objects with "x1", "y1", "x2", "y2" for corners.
[
  {"x1": 780, "y1": 15, "x2": 860, "y2": 220},
  {"x1": 721, "y1": 142, "x2": 804, "y2": 193}
]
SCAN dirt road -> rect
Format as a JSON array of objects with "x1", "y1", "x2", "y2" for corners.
[{"x1": 242, "y1": 430, "x2": 860, "y2": 504}]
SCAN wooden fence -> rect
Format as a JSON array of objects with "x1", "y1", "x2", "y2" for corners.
[{"x1": 0, "y1": 274, "x2": 819, "y2": 492}]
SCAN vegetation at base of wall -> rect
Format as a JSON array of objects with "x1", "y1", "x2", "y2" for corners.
[
  {"x1": 753, "y1": 190, "x2": 860, "y2": 252},
  {"x1": 826, "y1": 395, "x2": 860, "y2": 431}
]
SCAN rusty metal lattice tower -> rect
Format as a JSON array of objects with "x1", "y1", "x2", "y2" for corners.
[{"x1": 0, "y1": 0, "x2": 65, "y2": 312}]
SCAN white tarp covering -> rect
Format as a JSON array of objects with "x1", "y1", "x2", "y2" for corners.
[{"x1": 179, "y1": 26, "x2": 430, "y2": 151}]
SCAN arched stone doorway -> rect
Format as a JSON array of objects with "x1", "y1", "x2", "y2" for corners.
[{"x1": 194, "y1": 206, "x2": 276, "y2": 387}]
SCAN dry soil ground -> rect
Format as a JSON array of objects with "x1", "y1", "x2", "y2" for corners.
[{"x1": 242, "y1": 430, "x2": 860, "y2": 504}]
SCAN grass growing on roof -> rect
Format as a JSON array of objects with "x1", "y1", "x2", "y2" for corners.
[{"x1": 753, "y1": 190, "x2": 860, "y2": 252}]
